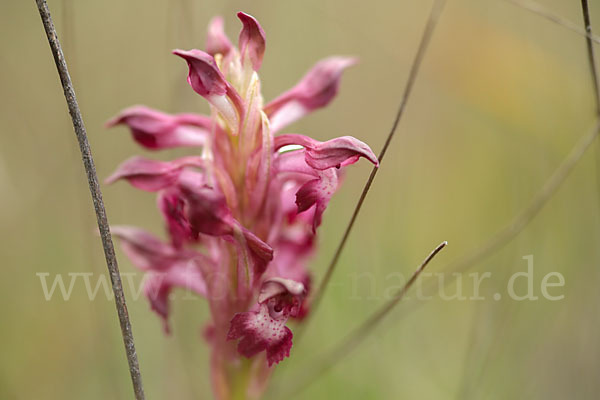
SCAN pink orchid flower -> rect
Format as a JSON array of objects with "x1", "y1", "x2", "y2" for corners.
[{"x1": 106, "y1": 11, "x2": 378, "y2": 400}]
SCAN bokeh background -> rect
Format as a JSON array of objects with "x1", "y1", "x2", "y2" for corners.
[{"x1": 2, "y1": 0, "x2": 599, "y2": 398}]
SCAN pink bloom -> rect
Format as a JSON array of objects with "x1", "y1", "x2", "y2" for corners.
[
  {"x1": 105, "y1": 156, "x2": 205, "y2": 192},
  {"x1": 237, "y1": 12, "x2": 266, "y2": 71},
  {"x1": 157, "y1": 188, "x2": 194, "y2": 248},
  {"x1": 206, "y1": 17, "x2": 233, "y2": 57},
  {"x1": 106, "y1": 106, "x2": 210, "y2": 149},
  {"x1": 110, "y1": 226, "x2": 209, "y2": 333},
  {"x1": 227, "y1": 278, "x2": 305, "y2": 366},
  {"x1": 265, "y1": 57, "x2": 358, "y2": 133},
  {"x1": 274, "y1": 134, "x2": 379, "y2": 170},
  {"x1": 172, "y1": 49, "x2": 244, "y2": 131},
  {"x1": 106, "y1": 11, "x2": 378, "y2": 399}
]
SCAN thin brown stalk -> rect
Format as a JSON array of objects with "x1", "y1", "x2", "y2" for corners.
[
  {"x1": 284, "y1": 242, "x2": 448, "y2": 398},
  {"x1": 34, "y1": 1, "x2": 145, "y2": 399},
  {"x1": 579, "y1": 0, "x2": 600, "y2": 233},
  {"x1": 503, "y1": 0, "x2": 600, "y2": 45},
  {"x1": 581, "y1": 0, "x2": 600, "y2": 113},
  {"x1": 305, "y1": 0, "x2": 447, "y2": 330}
]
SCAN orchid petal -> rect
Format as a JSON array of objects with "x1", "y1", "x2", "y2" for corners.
[
  {"x1": 237, "y1": 12, "x2": 266, "y2": 71},
  {"x1": 111, "y1": 225, "x2": 210, "y2": 269},
  {"x1": 178, "y1": 182, "x2": 274, "y2": 264},
  {"x1": 144, "y1": 263, "x2": 207, "y2": 334},
  {"x1": 274, "y1": 134, "x2": 379, "y2": 170},
  {"x1": 173, "y1": 49, "x2": 244, "y2": 130},
  {"x1": 106, "y1": 105, "x2": 210, "y2": 150},
  {"x1": 111, "y1": 226, "x2": 182, "y2": 270},
  {"x1": 265, "y1": 57, "x2": 357, "y2": 132},
  {"x1": 258, "y1": 278, "x2": 305, "y2": 303},
  {"x1": 274, "y1": 151, "x2": 330, "y2": 231},
  {"x1": 112, "y1": 225, "x2": 209, "y2": 333},
  {"x1": 143, "y1": 274, "x2": 172, "y2": 333},
  {"x1": 295, "y1": 169, "x2": 338, "y2": 233},
  {"x1": 246, "y1": 112, "x2": 273, "y2": 217},
  {"x1": 105, "y1": 156, "x2": 204, "y2": 192},
  {"x1": 272, "y1": 136, "x2": 377, "y2": 232},
  {"x1": 179, "y1": 183, "x2": 233, "y2": 236},
  {"x1": 173, "y1": 49, "x2": 228, "y2": 97},
  {"x1": 241, "y1": 227, "x2": 274, "y2": 263},
  {"x1": 274, "y1": 149, "x2": 318, "y2": 178},
  {"x1": 206, "y1": 17, "x2": 233, "y2": 57},
  {"x1": 157, "y1": 189, "x2": 194, "y2": 248}
]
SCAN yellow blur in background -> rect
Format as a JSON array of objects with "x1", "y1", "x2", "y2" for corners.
[{"x1": 1, "y1": 0, "x2": 599, "y2": 399}]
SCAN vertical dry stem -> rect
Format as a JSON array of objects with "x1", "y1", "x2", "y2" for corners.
[{"x1": 34, "y1": 1, "x2": 145, "y2": 398}]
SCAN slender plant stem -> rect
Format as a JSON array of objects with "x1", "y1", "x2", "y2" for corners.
[
  {"x1": 503, "y1": 0, "x2": 600, "y2": 45},
  {"x1": 305, "y1": 0, "x2": 447, "y2": 330},
  {"x1": 284, "y1": 242, "x2": 447, "y2": 398},
  {"x1": 34, "y1": 1, "x2": 145, "y2": 399},
  {"x1": 579, "y1": 0, "x2": 600, "y2": 221},
  {"x1": 581, "y1": 0, "x2": 600, "y2": 113}
]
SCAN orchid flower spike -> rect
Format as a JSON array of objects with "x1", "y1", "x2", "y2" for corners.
[{"x1": 106, "y1": 11, "x2": 378, "y2": 400}]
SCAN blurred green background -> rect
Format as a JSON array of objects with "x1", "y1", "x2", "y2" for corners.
[{"x1": 1, "y1": 0, "x2": 599, "y2": 398}]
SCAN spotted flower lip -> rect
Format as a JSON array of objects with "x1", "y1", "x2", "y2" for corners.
[
  {"x1": 227, "y1": 278, "x2": 305, "y2": 366},
  {"x1": 107, "y1": 10, "x2": 378, "y2": 397}
]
